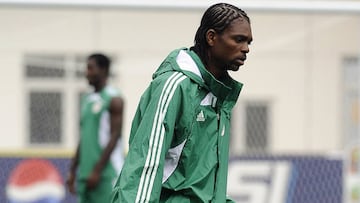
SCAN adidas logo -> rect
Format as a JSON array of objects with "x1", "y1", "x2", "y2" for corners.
[{"x1": 196, "y1": 110, "x2": 205, "y2": 122}]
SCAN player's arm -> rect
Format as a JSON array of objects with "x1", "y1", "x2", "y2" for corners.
[
  {"x1": 66, "y1": 143, "x2": 80, "y2": 194},
  {"x1": 112, "y1": 73, "x2": 186, "y2": 202},
  {"x1": 86, "y1": 96, "x2": 124, "y2": 189}
]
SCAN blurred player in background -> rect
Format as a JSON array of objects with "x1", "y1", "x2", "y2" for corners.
[
  {"x1": 111, "y1": 3, "x2": 252, "y2": 203},
  {"x1": 66, "y1": 53, "x2": 125, "y2": 203}
]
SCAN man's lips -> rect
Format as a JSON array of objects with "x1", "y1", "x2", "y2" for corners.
[{"x1": 235, "y1": 57, "x2": 246, "y2": 65}]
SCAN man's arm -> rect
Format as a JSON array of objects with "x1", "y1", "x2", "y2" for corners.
[
  {"x1": 66, "y1": 143, "x2": 80, "y2": 194},
  {"x1": 112, "y1": 73, "x2": 186, "y2": 202},
  {"x1": 86, "y1": 96, "x2": 124, "y2": 189}
]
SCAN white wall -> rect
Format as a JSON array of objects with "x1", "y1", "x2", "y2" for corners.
[
  {"x1": 231, "y1": 13, "x2": 360, "y2": 153},
  {"x1": 0, "y1": 7, "x2": 359, "y2": 154}
]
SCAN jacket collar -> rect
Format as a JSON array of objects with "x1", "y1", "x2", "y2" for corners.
[
  {"x1": 153, "y1": 48, "x2": 243, "y2": 106},
  {"x1": 185, "y1": 49, "x2": 243, "y2": 105}
]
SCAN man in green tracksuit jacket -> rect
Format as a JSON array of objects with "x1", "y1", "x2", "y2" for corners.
[{"x1": 112, "y1": 3, "x2": 253, "y2": 203}]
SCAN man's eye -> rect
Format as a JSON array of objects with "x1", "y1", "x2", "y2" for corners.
[
  {"x1": 235, "y1": 36, "x2": 248, "y2": 43},
  {"x1": 236, "y1": 37, "x2": 244, "y2": 42}
]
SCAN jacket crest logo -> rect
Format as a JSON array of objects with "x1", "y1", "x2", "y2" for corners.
[{"x1": 196, "y1": 110, "x2": 205, "y2": 122}]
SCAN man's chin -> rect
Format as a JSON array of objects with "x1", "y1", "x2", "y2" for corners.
[{"x1": 228, "y1": 64, "x2": 241, "y2": 71}]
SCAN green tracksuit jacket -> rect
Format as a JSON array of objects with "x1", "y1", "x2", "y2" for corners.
[{"x1": 112, "y1": 48, "x2": 242, "y2": 203}]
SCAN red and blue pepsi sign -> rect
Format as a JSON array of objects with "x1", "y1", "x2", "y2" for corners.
[{"x1": 6, "y1": 159, "x2": 65, "y2": 203}]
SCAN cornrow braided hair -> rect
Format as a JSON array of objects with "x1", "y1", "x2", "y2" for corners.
[{"x1": 191, "y1": 3, "x2": 250, "y2": 65}]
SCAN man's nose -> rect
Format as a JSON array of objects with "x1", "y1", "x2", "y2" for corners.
[{"x1": 242, "y1": 43, "x2": 250, "y2": 53}]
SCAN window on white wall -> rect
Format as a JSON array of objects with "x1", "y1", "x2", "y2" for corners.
[
  {"x1": 25, "y1": 54, "x2": 67, "y2": 145},
  {"x1": 24, "y1": 53, "x2": 118, "y2": 147},
  {"x1": 74, "y1": 55, "x2": 87, "y2": 78},
  {"x1": 24, "y1": 54, "x2": 110, "y2": 147},
  {"x1": 245, "y1": 102, "x2": 269, "y2": 152},
  {"x1": 230, "y1": 101, "x2": 270, "y2": 156},
  {"x1": 343, "y1": 57, "x2": 360, "y2": 144},
  {"x1": 25, "y1": 55, "x2": 65, "y2": 78},
  {"x1": 29, "y1": 91, "x2": 62, "y2": 144}
]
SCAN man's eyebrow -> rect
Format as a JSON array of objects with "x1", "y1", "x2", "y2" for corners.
[{"x1": 235, "y1": 34, "x2": 253, "y2": 42}]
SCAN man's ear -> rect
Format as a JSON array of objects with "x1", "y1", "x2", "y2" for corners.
[{"x1": 206, "y1": 29, "x2": 216, "y2": 47}]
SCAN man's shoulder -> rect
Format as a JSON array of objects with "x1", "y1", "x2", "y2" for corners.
[
  {"x1": 104, "y1": 86, "x2": 122, "y2": 97},
  {"x1": 151, "y1": 71, "x2": 190, "y2": 90}
]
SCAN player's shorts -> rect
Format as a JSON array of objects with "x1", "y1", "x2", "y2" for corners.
[{"x1": 77, "y1": 178, "x2": 114, "y2": 203}]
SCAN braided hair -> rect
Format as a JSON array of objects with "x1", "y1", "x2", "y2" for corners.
[{"x1": 192, "y1": 3, "x2": 250, "y2": 65}]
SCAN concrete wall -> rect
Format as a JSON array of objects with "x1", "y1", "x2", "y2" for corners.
[{"x1": 0, "y1": 6, "x2": 359, "y2": 154}]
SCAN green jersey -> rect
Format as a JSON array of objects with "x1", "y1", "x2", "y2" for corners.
[
  {"x1": 78, "y1": 86, "x2": 124, "y2": 182},
  {"x1": 112, "y1": 48, "x2": 242, "y2": 202}
]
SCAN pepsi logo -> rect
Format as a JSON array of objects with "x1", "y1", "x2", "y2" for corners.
[{"x1": 6, "y1": 159, "x2": 65, "y2": 203}]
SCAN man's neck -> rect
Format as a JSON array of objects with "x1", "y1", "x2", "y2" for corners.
[
  {"x1": 94, "y1": 81, "x2": 107, "y2": 92},
  {"x1": 205, "y1": 64, "x2": 226, "y2": 81}
]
